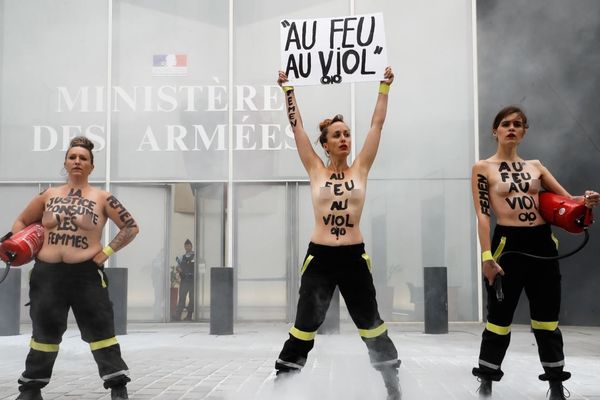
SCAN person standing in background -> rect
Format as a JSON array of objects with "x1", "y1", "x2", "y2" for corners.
[{"x1": 175, "y1": 239, "x2": 196, "y2": 321}]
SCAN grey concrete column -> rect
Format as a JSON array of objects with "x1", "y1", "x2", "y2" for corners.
[
  {"x1": 105, "y1": 268, "x2": 128, "y2": 336},
  {"x1": 210, "y1": 267, "x2": 233, "y2": 335},
  {"x1": 0, "y1": 268, "x2": 21, "y2": 336},
  {"x1": 424, "y1": 266, "x2": 448, "y2": 334}
]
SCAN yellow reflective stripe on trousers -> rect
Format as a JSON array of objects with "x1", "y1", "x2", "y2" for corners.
[
  {"x1": 358, "y1": 322, "x2": 387, "y2": 339},
  {"x1": 90, "y1": 337, "x2": 119, "y2": 351},
  {"x1": 361, "y1": 253, "x2": 372, "y2": 273},
  {"x1": 30, "y1": 339, "x2": 59, "y2": 352},
  {"x1": 485, "y1": 322, "x2": 511, "y2": 335},
  {"x1": 531, "y1": 320, "x2": 559, "y2": 331},
  {"x1": 551, "y1": 233, "x2": 559, "y2": 250},
  {"x1": 300, "y1": 255, "x2": 314, "y2": 275},
  {"x1": 97, "y1": 270, "x2": 107, "y2": 288},
  {"x1": 492, "y1": 236, "x2": 507, "y2": 261},
  {"x1": 289, "y1": 326, "x2": 316, "y2": 341}
]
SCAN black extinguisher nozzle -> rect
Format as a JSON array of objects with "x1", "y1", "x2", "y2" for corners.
[{"x1": 494, "y1": 276, "x2": 504, "y2": 302}]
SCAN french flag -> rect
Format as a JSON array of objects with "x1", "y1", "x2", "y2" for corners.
[
  {"x1": 153, "y1": 54, "x2": 187, "y2": 67},
  {"x1": 152, "y1": 54, "x2": 188, "y2": 76}
]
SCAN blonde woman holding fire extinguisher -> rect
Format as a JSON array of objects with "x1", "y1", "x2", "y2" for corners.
[
  {"x1": 7, "y1": 136, "x2": 138, "y2": 400},
  {"x1": 471, "y1": 105, "x2": 599, "y2": 399}
]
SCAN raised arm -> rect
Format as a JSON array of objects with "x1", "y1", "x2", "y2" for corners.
[
  {"x1": 471, "y1": 162, "x2": 503, "y2": 285},
  {"x1": 278, "y1": 71, "x2": 323, "y2": 174},
  {"x1": 92, "y1": 193, "x2": 139, "y2": 266},
  {"x1": 354, "y1": 66, "x2": 394, "y2": 173}
]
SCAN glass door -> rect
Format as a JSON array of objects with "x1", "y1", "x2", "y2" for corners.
[{"x1": 193, "y1": 183, "x2": 226, "y2": 321}]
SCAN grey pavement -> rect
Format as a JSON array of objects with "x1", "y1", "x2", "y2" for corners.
[{"x1": 1, "y1": 322, "x2": 598, "y2": 400}]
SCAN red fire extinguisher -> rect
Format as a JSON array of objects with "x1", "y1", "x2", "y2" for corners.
[
  {"x1": 538, "y1": 191, "x2": 594, "y2": 234},
  {"x1": 0, "y1": 223, "x2": 45, "y2": 284},
  {"x1": 494, "y1": 192, "x2": 595, "y2": 302}
]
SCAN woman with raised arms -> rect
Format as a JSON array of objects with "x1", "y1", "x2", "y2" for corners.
[{"x1": 273, "y1": 67, "x2": 401, "y2": 400}]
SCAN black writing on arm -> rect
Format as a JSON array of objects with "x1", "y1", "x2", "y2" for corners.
[
  {"x1": 106, "y1": 195, "x2": 139, "y2": 251},
  {"x1": 286, "y1": 92, "x2": 298, "y2": 128},
  {"x1": 476, "y1": 174, "x2": 491, "y2": 216}
]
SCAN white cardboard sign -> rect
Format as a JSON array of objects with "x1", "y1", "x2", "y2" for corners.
[{"x1": 280, "y1": 13, "x2": 388, "y2": 86}]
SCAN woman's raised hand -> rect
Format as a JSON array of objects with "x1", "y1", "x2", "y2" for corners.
[
  {"x1": 381, "y1": 66, "x2": 394, "y2": 86},
  {"x1": 278, "y1": 70, "x2": 289, "y2": 87}
]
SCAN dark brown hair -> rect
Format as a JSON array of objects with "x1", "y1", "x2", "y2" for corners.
[
  {"x1": 318, "y1": 114, "x2": 345, "y2": 146},
  {"x1": 492, "y1": 106, "x2": 529, "y2": 131},
  {"x1": 66, "y1": 136, "x2": 95, "y2": 165}
]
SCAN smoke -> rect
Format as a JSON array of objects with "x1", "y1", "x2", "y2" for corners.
[
  {"x1": 478, "y1": 0, "x2": 600, "y2": 169},
  {"x1": 225, "y1": 334, "x2": 386, "y2": 400}
]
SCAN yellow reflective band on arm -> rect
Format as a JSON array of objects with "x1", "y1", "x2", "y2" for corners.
[
  {"x1": 30, "y1": 339, "x2": 59, "y2": 352},
  {"x1": 481, "y1": 251, "x2": 494, "y2": 262},
  {"x1": 485, "y1": 322, "x2": 511, "y2": 335},
  {"x1": 102, "y1": 246, "x2": 114, "y2": 257},
  {"x1": 492, "y1": 237, "x2": 507, "y2": 261},
  {"x1": 358, "y1": 323, "x2": 387, "y2": 339},
  {"x1": 379, "y1": 83, "x2": 390, "y2": 95},
  {"x1": 300, "y1": 255, "x2": 314, "y2": 275},
  {"x1": 531, "y1": 320, "x2": 558, "y2": 331},
  {"x1": 289, "y1": 326, "x2": 316, "y2": 341},
  {"x1": 90, "y1": 337, "x2": 119, "y2": 351}
]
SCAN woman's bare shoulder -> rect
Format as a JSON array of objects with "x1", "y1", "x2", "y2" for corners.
[{"x1": 472, "y1": 159, "x2": 497, "y2": 173}]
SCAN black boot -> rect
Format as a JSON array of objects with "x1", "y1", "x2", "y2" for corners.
[
  {"x1": 15, "y1": 389, "x2": 43, "y2": 400},
  {"x1": 380, "y1": 366, "x2": 401, "y2": 400},
  {"x1": 111, "y1": 385, "x2": 128, "y2": 400},
  {"x1": 476, "y1": 378, "x2": 492, "y2": 398},
  {"x1": 547, "y1": 381, "x2": 569, "y2": 400}
]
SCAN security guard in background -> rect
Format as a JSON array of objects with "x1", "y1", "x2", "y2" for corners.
[{"x1": 175, "y1": 239, "x2": 195, "y2": 321}]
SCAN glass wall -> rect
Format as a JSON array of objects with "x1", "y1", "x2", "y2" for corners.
[
  {"x1": 111, "y1": 1, "x2": 230, "y2": 181},
  {"x1": 0, "y1": 1, "x2": 108, "y2": 180},
  {"x1": 194, "y1": 183, "x2": 226, "y2": 320},
  {"x1": 111, "y1": 184, "x2": 169, "y2": 321},
  {"x1": 234, "y1": 184, "x2": 288, "y2": 320},
  {"x1": 233, "y1": 0, "x2": 351, "y2": 180},
  {"x1": 0, "y1": 0, "x2": 478, "y2": 322}
]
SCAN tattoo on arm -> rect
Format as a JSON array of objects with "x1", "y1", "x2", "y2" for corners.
[
  {"x1": 108, "y1": 227, "x2": 137, "y2": 252},
  {"x1": 106, "y1": 195, "x2": 138, "y2": 251},
  {"x1": 476, "y1": 174, "x2": 491, "y2": 216}
]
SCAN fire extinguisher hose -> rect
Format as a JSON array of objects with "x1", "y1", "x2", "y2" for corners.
[
  {"x1": 0, "y1": 260, "x2": 11, "y2": 285},
  {"x1": 492, "y1": 229, "x2": 590, "y2": 302},
  {"x1": 497, "y1": 228, "x2": 590, "y2": 263}
]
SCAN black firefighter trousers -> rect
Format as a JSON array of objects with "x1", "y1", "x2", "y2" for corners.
[
  {"x1": 473, "y1": 224, "x2": 570, "y2": 383},
  {"x1": 276, "y1": 242, "x2": 399, "y2": 374},
  {"x1": 18, "y1": 260, "x2": 130, "y2": 392}
]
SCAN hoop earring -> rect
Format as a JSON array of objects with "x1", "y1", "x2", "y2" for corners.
[{"x1": 60, "y1": 167, "x2": 67, "y2": 177}]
